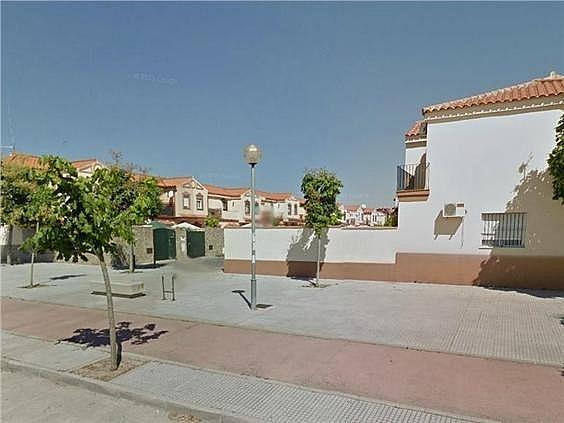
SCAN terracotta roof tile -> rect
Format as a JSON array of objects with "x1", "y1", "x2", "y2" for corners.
[
  {"x1": 157, "y1": 176, "x2": 195, "y2": 188},
  {"x1": 204, "y1": 184, "x2": 248, "y2": 198},
  {"x1": 423, "y1": 72, "x2": 564, "y2": 114},
  {"x1": 71, "y1": 158, "x2": 100, "y2": 170},
  {"x1": 405, "y1": 120, "x2": 427, "y2": 139},
  {"x1": 2, "y1": 152, "x2": 43, "y2": 168}
]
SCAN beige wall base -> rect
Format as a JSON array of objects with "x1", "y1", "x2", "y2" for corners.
[{"x1": 224, "y1": 253, "x2": 564, "y2": 290}]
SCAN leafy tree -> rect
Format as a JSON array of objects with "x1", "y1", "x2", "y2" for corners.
[
  {"x1": 548, "y1": 113, "x2": 564, "y2": 203},
  {"x1": 0, "y1": 161, "x2": 53, "y2": 286},
  {"x1": 384, "y1": 213, "x2": 398, "y2": 227},
  {"x1": 204, "y1": 214, "x2": 220, "y2": 228},
  {"x1": 26, "y1": 156, "x2": 161, "y2": 370},
  {"x1": 0, "y1": 162, "x2": 34, "y2": 266},
  {"x1": 300, "y1": 169, "x2": 343, "y2": 286}
]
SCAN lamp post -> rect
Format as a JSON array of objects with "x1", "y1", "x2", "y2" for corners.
[{"x1": 244, "y1": 144, "x2": 262, "y2": 310}]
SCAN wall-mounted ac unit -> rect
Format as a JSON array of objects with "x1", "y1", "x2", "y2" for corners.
[{"x1": 443, "y1": 203, "x2": 465, "y2": 218}]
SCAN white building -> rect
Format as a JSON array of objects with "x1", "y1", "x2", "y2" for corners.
[
  {"x1": 205, "y1": 184, "x2": 305, "y2": 227},
  {"x1": 339, "y1": 204, "x2": 392, "y2": 226},
  {"x1": 224, "y1": 72, "x2": 564, "y2": 289}
]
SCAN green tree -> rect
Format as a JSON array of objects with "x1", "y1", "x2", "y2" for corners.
[
  {"x1": 26, "y1": 156, "x2": 161, "y2": 370},
  {"x1": 0, "y1": 161, "x2": 52, "y2": 286},
  {"x1": 204, "y1": 214, "x2": 220, "y2": 228},
  {"x1": 0, "y1": 162, "x2": 32, "y2": 266},
  {"x1": 548, "y1": 113, "x2": 564, "y2": 203},
  {"x1": 300, "y1": 169, "x2": 343, "y2": 286}
]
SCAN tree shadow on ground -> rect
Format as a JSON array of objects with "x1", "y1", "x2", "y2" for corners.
[
  {"x1": 285, "y1": 228, "x2": 329, "y2": 281},
  {"x1": 61, "y1": 321, "x2": 168, "y2": 348},
  {"x1": 49, "y1": 274, "x2": 87, "y2": 280},
  {"x1": 474, "y1": 169, "x2": 564, "y2": 292}
]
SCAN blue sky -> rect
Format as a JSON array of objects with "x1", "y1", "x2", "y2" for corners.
[{"x1": 2, "y1": 2, "x2": 563, "y2": 205}]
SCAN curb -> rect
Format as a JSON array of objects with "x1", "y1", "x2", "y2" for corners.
[{"x1": 1, "y1": 358, "x2": 253, "y2": 423}]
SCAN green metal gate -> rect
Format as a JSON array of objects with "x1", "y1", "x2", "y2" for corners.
[
  {"x1": 187, "y1": 230, "x2": 205, "y2": 258},
  {"x1": 153, "y1": 228, "x2": 176, "y2": 260}
]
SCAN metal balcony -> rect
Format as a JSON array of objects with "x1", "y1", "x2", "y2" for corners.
[{"x1": 396, "y1": 163, "x2": 429, "y2": 192}]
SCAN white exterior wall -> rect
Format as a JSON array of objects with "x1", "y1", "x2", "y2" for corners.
[
  {"x1": 226, "y1": 108, "x2": 564, "y2": 264},
  {"x1": 399, "y1": 109, "x2": 564, "y2": 256},
  {"x1": 404, "y1": 144, "x2": 426, "y2": 165},
  {"x1": 225, "y1": 227, "x2": 400, "y2": 263}
]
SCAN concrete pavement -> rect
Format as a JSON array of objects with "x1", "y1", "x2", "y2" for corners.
[
  {"x1": 2, "y1": 331, "x2": 485, "y2": 423},
  {"x1": 2, "y1": 298, "x2": 563, "y2": 423},
  {"x1": 2, "y1": 260, "x2": 563, "y2": 366}
]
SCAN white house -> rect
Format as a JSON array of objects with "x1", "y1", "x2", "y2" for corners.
[
  {"x1": 340, "y1": 204, "x2": 392, "y2": 226},
  {"x1": 205, "y1": 184, "x2": 305, "y2": 226},
  {"x1": 224, "y1": 72, "x2": 564, "y2": 289}
]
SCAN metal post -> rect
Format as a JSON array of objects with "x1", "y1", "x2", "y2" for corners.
[
  {"x1": 171, "y1": 274, "x2": 176, "y2": 301},
  {"x1": 250, "y1": 164, "x2": 257, "y2": 310},
  {"x1": 161, "y1": 274, "x2": 166, "y2": 300}
]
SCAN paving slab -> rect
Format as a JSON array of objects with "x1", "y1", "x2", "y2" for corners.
[
  {"x1": 2, "y1": 301, "x2": 563, "y2": 422},
  {"x1": 113, "y1": 361, "x2": 482, "y2": 423},
  {"x1": 2, "y1": 261, "x2": 563, "y2": 366},
  {"x1": 1, "y1": 331, "x2": 107, "y2": 371}
]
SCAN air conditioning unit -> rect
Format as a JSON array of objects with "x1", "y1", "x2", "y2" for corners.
[{"x1": 443, "y1": 202, "x2": 465, "y2": 218}]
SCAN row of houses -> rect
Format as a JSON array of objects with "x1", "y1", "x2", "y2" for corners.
[
  {"x1": 339, "y1": 204, "x2": 397, "y2": 227},
  {"x1": 4, "y1": 152, "x2": 396, "y2": 229},
  {"x1": 157, "y1": 176, "x2": 307, "y2": 227}
]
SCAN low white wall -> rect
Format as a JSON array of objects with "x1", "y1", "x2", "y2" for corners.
[{"x1": 224, "y1": 227, "x2": 400, "y2": 264}]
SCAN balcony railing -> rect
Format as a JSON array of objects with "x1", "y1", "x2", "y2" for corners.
[{"x1": 396, "y1": 163, "x2": 429, "y2": 192}]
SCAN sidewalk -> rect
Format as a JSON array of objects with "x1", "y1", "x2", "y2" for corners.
[
  {"x1": 2, "y1": 261, "x2": 563, "y2": 366},
  {"x1": 2, "y1": 297, "x2": 563, "y2": 422},
  {"x1": 2, "y1": 331, "x2": 483, "y2": 423}
]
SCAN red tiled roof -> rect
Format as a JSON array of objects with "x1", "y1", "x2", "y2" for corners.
[
  {"x1": 3, "y1": 152, "x2": 43, "y2": 168},
  {"x1": 257, "y1": 190, "x2": 293, "y2": 201},
  {"x1": 71, "y1": 158, "x2": 100, "y2": 170},
  {"x1": 423, "y1": 72, "x2": 564, "y2": 114},
  {"x1": 157, "y1": 176, "x2": 195, "y2": 188},
  {"x1": 405, "y1": 120, "x2": 427, "y2": 139},
  {"x1": 343, "y1": 204, "x2": 360, "y2": 212},
  {"x1": 204, "y1": 184, "x2": 248, "y2": 198},
  {"x1": 204, "y1": 184, "x2": 294, "y2": 201},
  {"x1": 3, "y1": 153, "x2": 102, "y2": 171}
]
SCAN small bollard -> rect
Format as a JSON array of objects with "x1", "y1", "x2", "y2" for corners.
[{"x1": 161, "y1": 272, "x2": 176, "y2": 301}]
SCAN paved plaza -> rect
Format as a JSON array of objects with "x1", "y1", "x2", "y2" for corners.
[{"x1": 2, "y1": 259, "x2": 563, "y2": 366}]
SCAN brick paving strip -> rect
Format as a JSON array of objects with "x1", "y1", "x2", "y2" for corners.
[{"x1": 2, "y1": 297, "x2": 563, "y2": 422}]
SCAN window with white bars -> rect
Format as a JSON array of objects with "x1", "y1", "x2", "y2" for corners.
[{"x1": 481, "y1": 212, "x2": 526, "y2": 248}]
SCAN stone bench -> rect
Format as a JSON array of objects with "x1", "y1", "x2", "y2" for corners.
[{"x1": 90, "y1": 280, "x2": 145, "y2": 298}]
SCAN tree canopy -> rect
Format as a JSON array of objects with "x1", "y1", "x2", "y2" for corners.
[
  {"x1": 547, "y1": 113, "x2": 564, "y2": 204},
  {"x1": 301, "y1": 169, "x2": 343, "y2": 237},
  {"x1": 25, "y1": 156, "x2": 161, "y2": 260}
]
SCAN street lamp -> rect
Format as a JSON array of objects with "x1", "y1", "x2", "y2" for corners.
[{"x1": 244, "y1": 144, "x2": 262, "y2": 310}]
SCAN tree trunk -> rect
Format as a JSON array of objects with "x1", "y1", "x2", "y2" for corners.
[
  {"x1": 28, "y1": 222, "x2": 39, "y2": 288},
  {"x1": 97, "y1": 250, "x2": 119, "y2": 370},
  {"x1": 315, "y1": 234, "x2": 321, "y2": 287},
  {"x1": 6, "y1": 224, "x2": 13, "y2": 265},
  {"x1": 128, "y1": 242, "x2": 135, "y2": 273}
]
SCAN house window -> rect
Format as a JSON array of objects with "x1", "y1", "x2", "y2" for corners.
[
  {"x1": 182, "y1": 194, "x2": 190, "y2": 209},
  {"x1": 221, "y1": 199, "x2": 228, "y2": 211},
  {"x1": 245, "y1": 200, "x2": 250, "y2": 215},
  {"x1": 481, "y1": 212, "x2": 526, "y2": 248},
  {"x1": 294, "y1": 204, "x2": 298, "y2": 215},
  {"x1": 287, "y1": 204, "x2": 292, "y2": 215},
  {"x1": 196, "y1": 194, "x2": 204, "y2": 211}
]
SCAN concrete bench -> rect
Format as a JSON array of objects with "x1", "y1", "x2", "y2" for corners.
[{"x1": 90, "y1": 280, "x2": 145, "y2": 298}]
